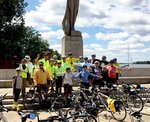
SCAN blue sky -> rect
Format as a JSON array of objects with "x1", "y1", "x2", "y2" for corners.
[{"x1": 24, "y1": 0, "x2": 150, "y2": 63}]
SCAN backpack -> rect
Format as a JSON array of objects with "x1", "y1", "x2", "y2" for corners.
[{"x1": 107, "y1": 97, "x2": 120, "y2": 112}]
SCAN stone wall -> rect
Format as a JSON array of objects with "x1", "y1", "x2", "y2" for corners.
[{"x1": 121, "y1": 68, "x2": 150, "y2": 77}]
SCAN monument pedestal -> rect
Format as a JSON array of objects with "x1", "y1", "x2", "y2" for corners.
[{"x1": 62, "y1": 34, "x2": 83, "y2": 58}]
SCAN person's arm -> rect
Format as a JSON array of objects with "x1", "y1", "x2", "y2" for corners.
[
  {"x1": 33, "y1": 72, "x2": 38, "y2": 86},
  {"x1": 12, "y1": 77, "x2": 15, "y2": 95},
  {"x1": 75, "y1": 72, "x2": 81, "y2": 78},
  {"x1": 47, "y1": 71, "x2": 53, "y2": 81},
  {"x1": 90, "y1": 72, "x2": 102, "y2": 79}
]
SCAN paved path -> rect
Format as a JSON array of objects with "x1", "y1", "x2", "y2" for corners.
[
  {"x1": 1, "y1": 84, "x2": 150, "y2": 122},
  {"x1": 2, "y1": 110, "x2": 150, "y2": 122}
]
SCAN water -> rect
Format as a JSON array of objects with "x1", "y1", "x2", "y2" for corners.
[{"x1": 121, "y1": 64, "x2": 150, "y2": 68}]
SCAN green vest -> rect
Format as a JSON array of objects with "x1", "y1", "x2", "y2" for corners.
[
  {"x1": 46, "y1": 65, "x2": 56, "y2": 79},
  {"x1": 39, "y1": 58, "x2": 49, "y2": 69},
  {"x1": 19, "y1": 64, "x2": 28, "y2": 78},
  {"x1": 55, "y1": 66, "x2": 65, "y2": 76}
]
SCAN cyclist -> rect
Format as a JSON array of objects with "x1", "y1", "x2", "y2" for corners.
[
  {"x1": 76, "y1": 65, "x2": 102, "y2": 89},
  {"x1": 34, "y1": 62, "x2": 53, "y2": 97},
  {"x1": 19, "y1": 58, "x2": 28, "y2": 98},
  {"x1": 12, "y1": 68, "x2": 23, "y2": 111},
  {"x1": 55, "y1": 62, "x2": 65, "y2": 94},
  {"x1": 107, "y1": 59, "x2": 117, "y2": 88}
]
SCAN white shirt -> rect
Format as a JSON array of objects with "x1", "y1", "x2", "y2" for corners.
[{"x1": 63, "y1": 72, "x2": 73, "y2": 85}]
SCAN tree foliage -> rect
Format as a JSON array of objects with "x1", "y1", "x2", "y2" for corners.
[{"x1": 0, "y1": 0, "x2": 60, "y2": 61}]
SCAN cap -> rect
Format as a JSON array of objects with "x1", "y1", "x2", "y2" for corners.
[
  {"x1": 91, "y1": 54, "x2": 96, "y2": 57},
  {"x1": 102, "y1": 55, "x2": 106, "y2": 59},
  {"x1": 38, "y1": 62, "x2": 44, "y2": 66},
  {"x1": 50, "y1": 58, "x2": 54, "y2": 61},
  {"x1": 79, "y1": 56, "x2": 83, "y2": 59},
  {"x1": 57, "y1": 61, "x2": 61, "y2": 64},
  {"x1": 16, "y1": 68, "x2": 21, "y2": 71},
  {"x1": 84, "y1": 57, "x2": 88, "y2": 60},
  {"x1": 113, "y1": 58, "x2": 117, "y2": 61},
  {"x1": 62, "y1": 55, "x2": 66, "y2": 59},
  {"x1": 109, "y1": 59, "x2": 114, "y2": 64},
  {"x1": 82, "y1": 64, "x2": 87, "y2": 68},
  {"x1": 44, "y1": 52, "x2": 50, "y2": 56},
  {"x1": 25, "y1": 55, "x2": 31, "y2": 60},
  {"x1": 66, "y1": 66, "x2": 71, "y2": 70},
  {"x1": 94, "y1": 61, "x2": 99, "y2": 64},
  {"x1": 68, "y1": 52, "x2": 73, "y2": 55},
  {"x1": 53, "y1": 55, "x2": 58, "y2": 59}
]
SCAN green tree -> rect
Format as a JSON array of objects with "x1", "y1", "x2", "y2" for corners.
[
  {"x1": 0, "y1": 0, "x2": 61, "y2": 61},
  {"x1": 0, "y1": 0, "x2": 27, "y2": 59}
]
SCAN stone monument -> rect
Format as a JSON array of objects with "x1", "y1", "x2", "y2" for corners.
[{"x1": 62, "y1": 0, "x2": 83, "y2": 57}]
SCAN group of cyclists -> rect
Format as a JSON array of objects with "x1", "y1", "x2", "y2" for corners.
[{"x1": 12, "y1": 51, "x2": 127, "y2": 111}]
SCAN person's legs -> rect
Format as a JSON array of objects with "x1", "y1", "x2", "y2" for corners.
[
  {"x1": 13, "y1": 89, "x2": 21, "y2": 111},
  {"x1": 68, "y1": 85, "x2": 72, "y2": 96},
  {"x1": 57, "y1": 76, "x2": 63, "y2": 93},
  {"x1": 55, "y1": 78, "x2": 59, "y2": 93},
  {"x1": 64, "y1": 84, "x2": 68, "y2": 97},
  {"x1": 21, "y1": 78, "x2": 27, "y2": 98}
]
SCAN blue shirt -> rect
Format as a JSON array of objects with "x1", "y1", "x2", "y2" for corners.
[{"x1": 76, "y1": 70, "x2": 100, "y2": 83}]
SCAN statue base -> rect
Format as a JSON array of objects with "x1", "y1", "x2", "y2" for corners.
[{"x1": 62, "y1": 33, "x2": 83, "y2": 58}]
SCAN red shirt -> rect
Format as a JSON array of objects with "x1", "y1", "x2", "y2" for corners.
[{"x1": 107, "y1": 65, "x2": 116, "y2": 78}]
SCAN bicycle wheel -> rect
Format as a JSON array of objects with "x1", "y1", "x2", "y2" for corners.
[
  {"x1": 23, "y1": 92, "x2": 40, "y2": 109},
  {"x1": 127, "y1": 94, "x2": 144, "y2": 112},
  {"x1": 110, "y1": 101, "x2": 127, "y2": 121},
  {"x1": 71, "y1": 115, "x2": 97, "y2": 122}
]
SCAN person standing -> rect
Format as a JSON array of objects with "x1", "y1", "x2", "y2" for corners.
[
  {"x1": 25, "y1": 55, "x2": 33, "y2": 89},
  {"x1": 76, "y1": 65, "x2": 101, "y2": 89},
  {"x1": 63, "y1": 67, "x2": 73, "y2": 98},
  {"x1": 93, "y1": 61, "x2": 103, "y2": 88},
  {"x1": 90, "y1": 54, "x2": 100, "y2": 64},
  {"x1": 55, "y1": 62, "x2": 65, "y2": 94},
  {"x1": 39, "y1": 52, "x2": 51, "y2": 69},
  {"x1": 12, "y1": 68, "x2": 23, "y2": 111},
  {"x1": 46, "y1": 59, "x2": 56, "y2": 91},
  {"x1": 19, "y1": 59, "x2": 28, "y2": 98},
  {"x1": 34, "y1": 62, "x2": 52, "y2": 96},
  {"x1": 66, "y1": 52, "x2": 79, "y2": 71},
  {"x1": 113, "y1": 58, "x2": 121, "y2": 82},
  {"x1": 107, "y1": 60, "x2": 117, "y2": 88}
]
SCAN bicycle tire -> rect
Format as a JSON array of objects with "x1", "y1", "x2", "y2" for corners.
[
  {"x1": 127, "y1": 94, "x2": 144, "y2": 112},
  {"x1": 110, "y1": 101, "x2": 127, "y2": 121},
  {"x1": 38, "y1": 116, "x2": 72, "y2": 122},
  {"x1": 23, "y1": 92, "x2": 40, "y2": 109},
  {"x1": 71, "y1": 115, "x2": 97, "y2": 122}
]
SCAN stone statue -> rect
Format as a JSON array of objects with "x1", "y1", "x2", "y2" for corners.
[{"x1": 62, "y1": 0, "x2": 81, "y2": 36}]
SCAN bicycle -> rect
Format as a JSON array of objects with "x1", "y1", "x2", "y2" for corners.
[
  {"x1": 66, "y1": 93, "x2": 98, "y2": 122},
  {"x1": 92, "y1": 86, "x2": 127, "y2": 121},
  {"x1": 0, "y1": 93, "x2": 8, "y2": 122},
  {"x1": 19, "y1": 94, "x2": 85, "y2": 122},
  {"x1": 129, "y1": 110, "x2": 144, "y2": 122},
  {"x1": 108, "y1": 82, "x2": 144, "y2": 112},
  {"x1": 23, "y1": 85, "x2": 54, "y2": 109}
]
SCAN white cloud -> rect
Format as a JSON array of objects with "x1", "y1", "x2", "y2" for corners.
[
  {"x1": 25, "y1": 0, "x2": 150, "y2": 62},
  {"x1": 96, "y1": 32, "x2": 129, "y2": 41},
  {"x1": 50, "y1": 44, "x2": 61, "y2": 53},
  {"x1": 82, "y1": 33, "x2": 90, "y2": 39},
  {"x1": 40, "y1": 30, "x2": 64, "y2": 40}
]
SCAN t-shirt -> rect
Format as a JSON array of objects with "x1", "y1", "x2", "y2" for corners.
[
  {"x1": 107, "y1": 65, "x2": 116, "y2": 78},
  {"x1": 13, "y1": 75, "x2": 23, "y2": 89},
  {"x1": 63, "y1": 72, "x2": 73, "y2": 85}
]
